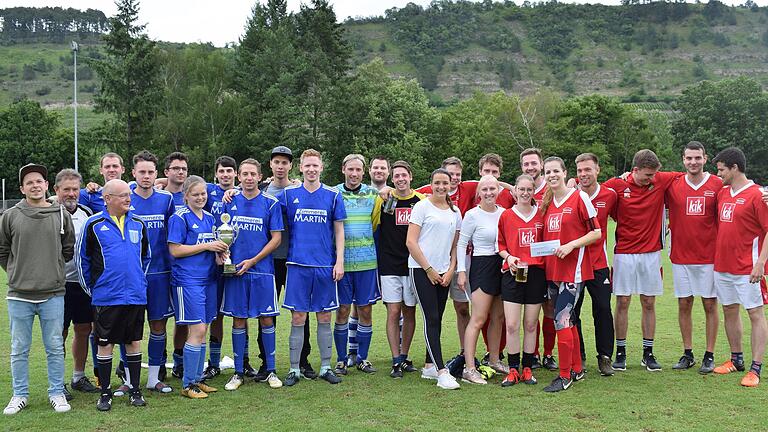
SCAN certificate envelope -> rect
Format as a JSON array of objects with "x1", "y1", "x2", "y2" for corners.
[{"x1": 530, "y1": 240, "x2": 560, "y2": 257}]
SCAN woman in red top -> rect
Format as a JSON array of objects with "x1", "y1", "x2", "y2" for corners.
[
  {"x1": 540, "y1": 157, "x2": 601, "y2": 393},
  {"x1": 496, "y1": 175, "x2": 546, "y2": 387}
]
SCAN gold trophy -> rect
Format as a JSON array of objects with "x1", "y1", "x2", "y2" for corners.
[{"x1": 214, "y1": 213, "x2": 239, "y2": 276}]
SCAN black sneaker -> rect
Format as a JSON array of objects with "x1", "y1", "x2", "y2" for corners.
[
  {"x1": 543, "y1": 376, "x2": 572, "y2": 393},
  {"x1": 612, "y1": 352, "x2": 627, "y2": 371},
  {"x1": 597, "y1": 355, "x2": 615, "y2": 376},
  {"x1": 390, "y1": 363, "x2": 403, "y2": 379},
  {"x1": 334, "y1": 361, "x2": 348, "y2": 376},
  {"x1": 253, "y1": 365, "x2": 270, "y2": 382},
  {"x1": 319, "y1": 369, "x2": 342, "y2": 384},
  {"x1": 699, "y1": 356, "x2": 715, "y2": 374},
  {"x1": 642, "y1": 352, "x2": 662, "y2": 371},
  {"x1": 401, "y1": 359, "x2": 417, "y2": 373},
  {"x1": 284, "y1": 371, "x2": 300, "y2": 387},
  {"x1": 201, "y1": 365, "x2": 221, "y2": 381},
  {"x1": 128, "y1": 390, "x2": 146, "y2": 407},
  {"x1": 673, "y1": 354, "x2": 696, "y2": 370},
  {"x1": 243, "y1": 359, "x2": 257, "y2": 378},
  {"x1": 63, "y1": 384, "x2": 73, "y2": 401},
  {"x1": 72, "y1": 376, "x2": 100, "y2": 393},
  {"x1": 357, "y1": 360, "x2": 376, "y2": 374},
  {"x1": 96, "y1": 392, "x2": 112, "y2": 412},
  {"x1": 346, "y1": 353, "x2": 358, "y2": 368},
  {"x1": 300, "y1": 364, "x2": 317, "y2": 380},
  {"x1": 571, "y1": 369, "x2": 586, "y2": 382},
  {"x1": 159, "y1": 364, "x2": 167, "y2": 382},
  {"x1": 171, "y1": 364, "x2": 184, "y2": 379},
  {"x1": 531, "y1": 355, "x2": 542, "y2": 370},
  {"x1": 542, "y1": 355, "x2": 558, "y2": 371}
]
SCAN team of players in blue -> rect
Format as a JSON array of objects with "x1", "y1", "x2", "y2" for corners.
[{"x1": 74, "y1": 146, "x2": 384, "y2": 409}]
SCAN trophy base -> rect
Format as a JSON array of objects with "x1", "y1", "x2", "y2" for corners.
[{"x1": 223, "y1": 263, "x2": 238, "y2": 276}]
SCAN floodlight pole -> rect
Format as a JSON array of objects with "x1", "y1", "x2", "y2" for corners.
[{"x1": 71, "y1": 41, "x2": 79, "y2": 173}]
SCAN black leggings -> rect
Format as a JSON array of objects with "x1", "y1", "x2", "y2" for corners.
[
  {"x1": 573, "y1": 267, "x2": 615, "y2": 358},
  {"x1": 410, "y1": 268, "x2": 449, "y2": 370}
]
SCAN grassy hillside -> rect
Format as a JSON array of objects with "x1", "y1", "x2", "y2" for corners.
[{"x1": 2, "y1": 1, "x2": 768, "y2": 116}]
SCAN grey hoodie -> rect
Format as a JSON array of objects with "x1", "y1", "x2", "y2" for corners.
[{"x1": 0, "y1": 199, "x2": 75, "y2": 302}]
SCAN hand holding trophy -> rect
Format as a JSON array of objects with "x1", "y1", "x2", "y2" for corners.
[{"x1": 214, "y1": 213, "x2": 239, "y2": 276}]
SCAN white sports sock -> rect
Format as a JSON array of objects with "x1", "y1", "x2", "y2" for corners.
[{"x1": 146, "y1": 365, "x2": 160, "y2": 388}]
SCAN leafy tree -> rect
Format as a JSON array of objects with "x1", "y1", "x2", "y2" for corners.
[
  {"x1": 89, "y1": 0, "x2": 162, "y2": 156},
  {"x1": 0, "y1": 100, "x2": 73, "y2": 196},
  {"x1": 672, "y1": 77, "x2": 768, "y2": 183}
]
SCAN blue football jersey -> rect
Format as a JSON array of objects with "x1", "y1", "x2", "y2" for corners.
[
  {"x1": 130, "y1": 189, "x2": 175, "y2": 275},
  {"x1": 171, "y1": 191, "x2": 185, "y2": 211},
  {"x1": 167, "y1": 207, "x2": 217, "y2": 285},
  {"x1": 224, "y1": 192, "x2": 284, "y2": 274},
  {"x1": 276, "y1": 183, "x2": 346, "y2": 267},
  {"x1": 205, "y1": 183, "x2": 229, "y2": 227},
  {"x1": 79, "y1": 188, "x2": 105, "y2": 213}
]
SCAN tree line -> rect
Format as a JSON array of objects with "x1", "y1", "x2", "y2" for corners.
[
  {"x1": 0, "y1": 7, "x2": 108, "y2": 44},
  {"x1": 0, "y1": 0, "x2": 766, "y2": 197}
]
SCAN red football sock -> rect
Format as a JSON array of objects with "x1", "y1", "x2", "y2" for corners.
[
  {"x1": 543, "y1": 316, "x2": 556, "y2": 356},
  {"x1": 556, "y1": 328, "x2": 573, "y2": 379},
  {"x1": 534, "y1": 320, "x2": 541, "y2": 357},
  {"x1": 570, "y1": 326, "x2": 582, "y2": 373}
]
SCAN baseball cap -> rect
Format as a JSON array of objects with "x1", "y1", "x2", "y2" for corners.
[
  {"x1": 270, "y1": 146, "x2": 293, "y2": 161},
  {"x1": 19, "y1": 163, "x2": 48, "y2": 184}
]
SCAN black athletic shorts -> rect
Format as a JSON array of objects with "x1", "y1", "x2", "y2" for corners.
[
  {"x1": 64, "y1": 281, "x2": 94, "y2": 329},
  {"x1": 501, "y1": 266, "x2": 547, "y2": 304},
  {"x1": 468, "y1": 255, "x2": 503, "y2": 296},
  {"x1": 94, "y1": 305, "x2": 145, "y2": 346}
]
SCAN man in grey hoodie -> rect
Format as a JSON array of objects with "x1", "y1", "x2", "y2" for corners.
[{"x1": 0, "y1": 164, "x2": 75, "y2": 415}]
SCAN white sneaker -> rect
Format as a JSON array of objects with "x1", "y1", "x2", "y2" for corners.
[
  {"x1": 461, "y1": 368, "x2": 488, "y2": 385},
  {"x1": 3, "y1": 396, "x2": 27, "y2": 415},
  {"x1": 225, "y1": 374, "x2": 244, "y2": 391},
  {"x1": 267, "y1": 372, "x2": 283, "y2": 389},
  {"x1": 421, "y1": 365, "x2": 438, "y2": 380},
  {"x1": 437, "y1": 372, "x2": 460, "y2": 390},
  {"x1": 49, "y1": 394, "x2": 71, "y2": 413}
]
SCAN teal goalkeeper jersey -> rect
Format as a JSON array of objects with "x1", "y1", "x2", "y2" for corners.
[{"x1": 336, "y1": 183, "x2": 378, "y2": 272}]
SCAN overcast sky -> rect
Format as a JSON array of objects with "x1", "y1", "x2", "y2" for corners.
[{"x1": 4, "y1": 0, "x2": 765, "y2": 46}]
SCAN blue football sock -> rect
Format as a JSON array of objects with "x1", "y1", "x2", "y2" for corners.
[
  {"x1": 89, "y1": 333, "x2": 98, "y2": 375},
  {"x1": 334, "y1": 323, "x2": 349, "y2": 363},
  {"x1": 357, "y1": 324, "x2": 373, "y2": 362},
  {"x1": 232, "y1": 328, "x2": 247, "y2": 374},
  {"x1": 209, "y1": 340, "x2": 222, "y2": 368},
  {"x1": 348, "y1": 316, "x2": 358, "y2": 355},
  {"x1": 197, "y1": 343, "x2": 207, "y2": 382},
  {"x1": 182, "y1": 343, "x2": 201, "y2": 388},
  {"x1": 119, "y1": 343, "x2": 128, "y2": 364},
  {"x1": 148, "y1": 332, "x2": 166, "y2": 367},
  {"x1": 262, "y1": 325, "x2": 277, "y2": 372}
]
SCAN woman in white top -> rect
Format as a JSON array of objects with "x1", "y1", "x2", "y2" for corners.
[
  {"x1": 458, "y1": 176, "x2": 506, "y2": 384},
  {"x1": 406, "y1": 168, "x2": 462, "y2": 390}
]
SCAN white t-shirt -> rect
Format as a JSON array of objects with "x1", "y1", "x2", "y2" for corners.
[
  {"x1": 408, "y1": 199, "x2": 462, "y2": 273},
  {"x1": 457, "y1": 205, "x2": 504, "y2": 272},
  {"x1": 66, "y1": 205, "x2": 91, "y2": 283}
]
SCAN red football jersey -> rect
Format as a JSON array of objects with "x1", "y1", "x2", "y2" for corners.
[
  {"x1": 603, "y1": 171, "x2": 681, "y2": 254},
  {"x1": 533, "y1": 181, "x2": 547, "y2": 207},
  {"x1": 584, "y1": 185, "x2": 617, "y2": 270},
  {"x1": 418, "y1": 181, "x2": 478, "y2": 217},
  {"x1": 542, "y1": 189, "x2": 599, "y2": 283},
  {"x1": 714, "y1": 182, "x2": 768, "y2": 275},
  {"x1": 497, "y1": 206, "x2": 545, "y2": 267},
  {"x1": 665, "y1": 173, "x2": 722, "y2": 265}
]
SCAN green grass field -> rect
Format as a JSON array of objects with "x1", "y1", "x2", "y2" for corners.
[{"x1": 1, "y1": 223, "x2": 767, "y2": 431}]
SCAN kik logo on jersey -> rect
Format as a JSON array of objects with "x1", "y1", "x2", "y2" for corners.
[
  {"x1": 395, "y1": 207, "x2": 412, "y2": 226},
  {"x1": 518, "y1": 227, "x2": 536, "y2": 247},
  {"x1": 720, "y1": 203, "x2": 736, "y2": 223},
  {"x1": 547, "y1": 213, "x2": 563, "y2": 233},
  {"x1": 686, "y1": 197, "x2": 705, "y2": 216}
]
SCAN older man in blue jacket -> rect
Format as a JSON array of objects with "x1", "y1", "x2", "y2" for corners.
[{"x1": 77, "y1": 179, "x2": 150, "y2": 411}]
